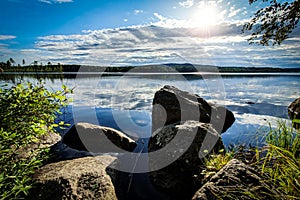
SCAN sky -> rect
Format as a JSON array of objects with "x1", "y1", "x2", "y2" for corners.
[{"x1": 0, "y1": 0, "x2": 299, "y2": 67}]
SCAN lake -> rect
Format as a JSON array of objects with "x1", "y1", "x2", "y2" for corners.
[
  {"x1": 1, "y1": 72, "x2": 299, "y2": 148},
  {"x1": 1, "y1": 72, "x2": 300, "y2": 199}
]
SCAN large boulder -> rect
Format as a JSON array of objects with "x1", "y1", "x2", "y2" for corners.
[
  {"x1": 152, "y1": 85, "x2": 235, "y2": 133},
  {"x1": 148, "y1": 121, "x2": 224, "y2": 200},
  {"x1": 28, "y1": 155, "x2": 118, "y2": 200},
  {"x1": 192, "y1": 159, "x2": 276, "y2": 200},
  {"x1": 16, "y1": 131, "x2": 61, "y2": 159},
  {"x1": 62, "y1": 123, "x2": 137, "y2": 153},
  {"x1": 148, "y1": 86, "x2": 235, "y2": 199},
  {"x1": 288, "y1": 97, "x2": 300, "y2": 129},
  {"x1": 49, "y1": 141, "x2": 94, "y2": 163}
]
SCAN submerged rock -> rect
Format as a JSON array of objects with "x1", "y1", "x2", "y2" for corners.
[
  {"x1": 288, "y1": 97, "x2": 300, "y2": 129},
  {"x1": 192, "y1": 159, "x2": 275, "y2": 200},
  {"x1": 148, "y1": 121, "x2": 224, "y2": 200},
  {"x1": 28, "y1": 155, "x2": 118, "y2": 200},
  {"x1": 62, "y1": 123, "x2": 137, "y2": 153},
  {"x1": 152, "y1": 85, "x2": 235, "y2": 133}
]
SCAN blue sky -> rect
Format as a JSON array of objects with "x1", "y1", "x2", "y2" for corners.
[{"x1": 0, "y1": 0, "x2": 299, "y2": 67}]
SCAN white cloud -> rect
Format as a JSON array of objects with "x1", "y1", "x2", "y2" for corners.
[
  {"x1": 228, "y1": 8, "x2": 242, "y2": 18},
  {"x1": 152, "y1": 13, "x2": 188, "y2": 28},
  {"x1": 32, "y1": 23, "x2": 263, "y2": 66},
  {"x1": 0, "y1": 35, "x2": 16, "y2": 40},
  {"x1": 4, "y1": 10, "x2": 299, "y2": 68},
  {"x1": 179, "y1": 0, "x2": 194, "y2": 8},
  {"x1": 38, "y1": 0, "x2": 73, "y2": 4},
  {"x1": 20, "y1": 49, "x2": 42, "y2": 53},
  {"x1": 228, "y1": 6, "x2": 245, "y2": 18},
  {"x1": 39, "y1": 0, "x2": 51, "y2": 3},
  {"x1": 218, "y1": 9, "x2": 228, "y2": 19},
  {"x1": 56, "y1": 0, "x2": 72, "y2": 2},
  {"x1": 153, "y1": 13, "x2": 164, "y2": 21},
  {"x1": 134, "y1": 10, "x2": 144, "y2": 15}
]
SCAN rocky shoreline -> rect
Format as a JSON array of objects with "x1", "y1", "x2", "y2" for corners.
[{"x1": 27, "y1": 86, "x2": 300, "y2": 200}]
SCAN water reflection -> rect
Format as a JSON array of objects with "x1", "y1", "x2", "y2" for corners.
[{"x1": 1, "y1": 73, "x2": 299, "y2": 147}]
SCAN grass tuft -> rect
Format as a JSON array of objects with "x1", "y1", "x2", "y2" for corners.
[{"x1": 202, "y1": 120, "x2": 300, "y2": 199}]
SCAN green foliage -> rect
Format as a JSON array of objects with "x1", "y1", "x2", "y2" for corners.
[
  {"x1": 202, "y1": 149, "x2": 234, "y2": 179},
  {"x1": 293, "y1": 119, "x2": 300, "y2": 124},
  {"x1": 242, "y1": 0, "x2": 300, "y2": 46},
  {"x1": 204, "y1": 149, "x2": 233, "y2": 171},
  {"x1": 292, "y1": 118, "x2": 300, "y2": 129},
  {"x1": 0, "y1": 82, "x2": 70, "y2": 141},
  {"x1": 0, "y1": 82, "x2": 71, "y2": 200},
  {"x1": 258, "y1": 121, "x2": 300, "y2": 198}
]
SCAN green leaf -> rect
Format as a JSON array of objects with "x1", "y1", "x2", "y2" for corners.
[{"x1": 0, "y1": 82, "x2": 71, "y2": 200}]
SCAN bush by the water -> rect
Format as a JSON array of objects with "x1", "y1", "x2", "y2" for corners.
[{"x1": 0, "y1": 82, "x2": 71, "y2": 200}]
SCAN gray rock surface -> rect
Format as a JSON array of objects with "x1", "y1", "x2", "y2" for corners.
[
  {"x1": 148, "y1": 121, "x2": 224, "y2": 200},
  {"x1": 28, "y1": 155, "x2": 118, "y2": 200},
  {"x1": 152, "y1": 85, "x2": 235, "y2": 133},
  {"x1": 16, "y1": 131, "x2": 61, "y2": 159},
  {"x1": 63, "y1": 123, "x2": 137, "y2": 153},
  {"x1": 49, "y1": 141, "x2": 94, "y2": 162},
  {"x1": 147, "y1": 86, "x2": 236, "y2": 200},
  {"x1": 192, "y1": 159, "x2": 274, "y2": 200}
]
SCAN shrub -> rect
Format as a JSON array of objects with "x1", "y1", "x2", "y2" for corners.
[{"x1": 0, "y1": 82, "x2": 71, "y2": 200}]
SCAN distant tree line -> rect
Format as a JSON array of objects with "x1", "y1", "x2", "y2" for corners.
[
  {"x1": 1, "y1": 58, "x2": 299, "y2": 73},
  {"x1": 0, "y1": 58, "x2": 79, "y2": 72},
  {"x1": 218, "y1": 66, "x2": 300, "y2": 73},
  {"x1": 0, "y1": 58, "x2": 64, "y2": 72}
]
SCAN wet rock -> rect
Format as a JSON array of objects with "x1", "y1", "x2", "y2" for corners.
[
  {"x1": 62, "y1": 123, "x2": 137, "y2": 153},
  {"x1": 192, "y1": 159, "x2": 275, "y2": 200},
  {"x1": 28, "y1": 155, "x2": 118, "y2": 200},
  {"x1": 288, "y1": 97, "x2": 300, "y2": 129},
  {"x1": 148, "y1": 121, "x2": 224, "y2": 200},
  {"x1": 152, "y1": 85, "x2": 235, "y2": 133}
]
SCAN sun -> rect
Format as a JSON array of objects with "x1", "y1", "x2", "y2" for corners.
[{"x1": 191, "y1": 4, "x2": 217, "y2": 28}]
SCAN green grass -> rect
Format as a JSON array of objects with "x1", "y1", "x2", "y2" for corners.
[
  {"x1": 202, "y1": 149, "x2": 234, "y2": 180},
  {"x1": 259, "y1": 121, "x2": 300, "y2": 199},
  {"x1": 203, "y1": 121, "x2": 300, "y2": 199}
]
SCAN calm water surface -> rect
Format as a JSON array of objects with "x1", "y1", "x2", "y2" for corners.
[
  {"x1": 1, "y1": 72, "x2": 300, "y2": 199},
  {"x1": 1, "y1": 72, "x2": 299, "y2": 147}
]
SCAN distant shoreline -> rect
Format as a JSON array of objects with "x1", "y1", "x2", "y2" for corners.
[
  {"x1": 1, "y1": 63, "x2": 300, "y2": 73},
  {"x1": 2, "y1": 72, "x2": 300, "y2": 76}
]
